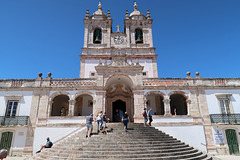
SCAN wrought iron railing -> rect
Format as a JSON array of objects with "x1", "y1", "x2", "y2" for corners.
[
  {"x1": 0, "y1": 116, "x2": 29, "y2": 126},
  {"x1": 210, "y1": 114, "x2": 240, "y2": 124}
]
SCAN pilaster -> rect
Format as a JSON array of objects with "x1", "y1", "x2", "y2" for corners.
[{"x1": 133, "y1": 90, "x2": 144, "y2": 123}]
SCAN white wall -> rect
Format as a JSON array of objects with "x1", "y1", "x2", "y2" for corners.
[
  {"x1": 0, "y1": 91, "x2": 33, "y2": 116},
  {"x1": 155, "y1": 125, "x2": 207, "y2": 153},
  {"x1": 33, "y1": 127, "x2": 82, "y2": 154},
  {"x1": 205, "y1": 90, "x2": 240, "y2": 114},
  {"x1": 12, "y1": 129, "x2": 27, "y2": 149}
]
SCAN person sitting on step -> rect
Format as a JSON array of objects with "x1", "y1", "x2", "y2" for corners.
[{"x1": 36, "y1": 137, "x2": 53, "y2": 153}]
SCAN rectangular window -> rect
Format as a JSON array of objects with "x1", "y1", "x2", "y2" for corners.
[
  {"x1": 5, "y1": 100, "x2": 18, "y2": 117},
  {"x1": 219, "y1": 99, "x2": 231, "y2": 114},
  {"x1": 143, "y1": 72, "x2": 147, "y2": 76}
]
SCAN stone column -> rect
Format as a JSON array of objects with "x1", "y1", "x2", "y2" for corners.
[
  {"x1": 133, "y1": 90, "x2": 145, "y2": 123},
  {"x1": 163, "y1": 96, "x2": 172, "y2": 116},
  {"x1": 68, "y1": 100, "x2": 76, "y2": 116},
  {"x1": 186, "y1": 99, "x2": 191, "y2": 116},
  {"x1": 47, "y1": 100, "x2": 53, "y2": 117}
]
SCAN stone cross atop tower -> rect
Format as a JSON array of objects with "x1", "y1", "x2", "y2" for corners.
[{"x1": 116, "y1": 25, "x2": 120, "y2": 32}]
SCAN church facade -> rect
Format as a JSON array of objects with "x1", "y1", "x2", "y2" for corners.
[{"x1": 0, "y1": 2, "x2": 240, "y2": 157}]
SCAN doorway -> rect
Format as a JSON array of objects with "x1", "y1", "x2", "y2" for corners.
[
  {"x1": 112, "y1": 100, "x2": 126, "y2": 122},
  {"x1": 0, "y1": 132, "x2": 13, "y2": 155},
  {"x1": 225, "y1": 129, "x2": 239, "y2": 154}
]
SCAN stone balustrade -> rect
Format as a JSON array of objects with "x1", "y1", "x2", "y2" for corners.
[
  {"x1": 51, "y1": 78, "x2": 96, "y2": 87},
  {"x1": 143, "y1": 78, "x2": 240, "y2": 87},
  {"x1": 0, "y1": 77, "x2": 239, "y2": 88},
  {"x1": 143, "y1": 78, "x2": 188, "y2": 86}
]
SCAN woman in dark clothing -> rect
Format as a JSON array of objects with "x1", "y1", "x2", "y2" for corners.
[{"x1": 122, "y1": 112, "x2": 129, "y2": 130}]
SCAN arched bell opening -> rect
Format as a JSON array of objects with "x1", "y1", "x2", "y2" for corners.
[
  {"x1": 135, "y1": 28, "x2": 143, "y2": 44},
  {"x1": 93, "y1": 28, "x2": 102, "y2": 44}
]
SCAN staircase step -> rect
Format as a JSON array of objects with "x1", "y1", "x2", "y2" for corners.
[{"x1": 29, "y1": 123, "x2": 212, "y2": 160}]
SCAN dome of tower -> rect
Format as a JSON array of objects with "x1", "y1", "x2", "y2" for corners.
[
  {"x1": 91, "y1": 2, "x2": 106, "y2": 19},
  {"x1": 129, "y1": 2, "x2": 146, "y2": 19}
]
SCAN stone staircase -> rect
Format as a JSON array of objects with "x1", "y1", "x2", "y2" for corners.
[{"x1": 29, "y1": 123, "x2": 212, "y2": 160}]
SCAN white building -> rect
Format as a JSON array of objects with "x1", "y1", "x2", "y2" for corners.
[{"x1": 0, "y1": 2, "x2": 239, "y2": 156}]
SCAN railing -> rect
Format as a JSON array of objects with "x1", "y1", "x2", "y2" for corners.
[
  {"x1": 0, "y1": 116, "x2": 29, "y2": 126},
  {"x1": 51, "y1": 78, "x2": 96, "y2": 87},
  {"x1": 210, "y1": 114, "x2": 240, "y2": 124},
  {"x1": 143, "y1": 78, "x2": 188, "y2": 86}
]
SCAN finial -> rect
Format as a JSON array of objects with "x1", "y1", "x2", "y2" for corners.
[
  {"x1": 136, "y1": 59, "x2": 140, "y2": 66},
  {"x1": 99, "y1": 58, "x2": 102, "y2": 66},
  {"x1": 48, "y1": 72, "x2": 52, "y2": 78},
  {"x1": 107, "y1": 10, "x2": 111, "y2": 19},
  {"x1": 187, "y1": 72, "x2": 191, "y2": 77},
  {"x1": 134, "y1": 1, "x2": 138, "y2": 11},
  {"x1": 98, "y1": 1, "x2": 102, "y2": 11},
  {"x1": 147, "y1": 10, "x2": 151, "y2": 19},
  {"x1": 38, "y1": 73, "x2": 42, "y2": 78},
  {"x1": 116, "y1": 25, "x2": 120, "y2": 32},
  {"x1": 85, "y1": 9, "x2": 89, "y2": 19},
  {"x1": 125, "y1": 10, "x2": 129, "y2": 19}
]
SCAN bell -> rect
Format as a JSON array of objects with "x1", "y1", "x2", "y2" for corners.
[
  {"x1": 136, "y1": 36, "x2": 143, "y2": 44},
  {"x1": 93, "y1": 29, "x2": 102, "y2": 44},
  {"x1": 135, "y1": 29, "x2": 143, "y2": 44},
  {"x1": 94, "y1": 35, "x2": 101, "y2": 44}
]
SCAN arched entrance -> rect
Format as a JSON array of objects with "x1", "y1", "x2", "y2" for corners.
[
  {"x1": 105, "y1": 75, "x2": 134, "y2": 122},
  {"x1": 112, "y1": 100, "x2": 126, "y2": 122}
]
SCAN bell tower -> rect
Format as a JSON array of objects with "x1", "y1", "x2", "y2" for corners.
[
  {"x1": 124, "y1": 1, "x2": 154, "y2": 47},
  {"x1": 80, "y1": 2, "x2": 158, "y2": 78},
  {"x1": 83, "y1": 2, "x2": 112, "y2": 49}
]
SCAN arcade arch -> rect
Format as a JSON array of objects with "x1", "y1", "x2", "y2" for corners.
[
  {"x1": 146, "y1": 93, "x2": 165, "y2": 115},
  {"x1": 51, "y1": 95, "x2": 69, "y2": 116},
  {"x1": 170, "y1": 93, "x2": 188, "y2": 115},
  {"x1": 74, "y1": 94, "x2": 93, "y2": 116}
]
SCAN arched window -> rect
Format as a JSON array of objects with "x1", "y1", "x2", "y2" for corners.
[
  {"x1": 170, "y1": 94, "x2": 187, "y2": 115},
  {"x1": 93, "y1": 28, "x2": 102, "y2": 44},
  {"x1": 51, "y1": 95, "x2": 69, "y2": 116},
  {"x1": 135, "y1": 28, "x2": 143, "y2": 44},
  {"x1": 146, "y1": 94, "x2": 164, "y2": 115}
]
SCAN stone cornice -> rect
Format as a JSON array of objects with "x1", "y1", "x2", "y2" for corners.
[{"x1": 79, "y1": 54, "x2": 157, "y2": 60}]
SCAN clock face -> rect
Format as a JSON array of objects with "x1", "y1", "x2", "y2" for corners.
[{"x1": 114, "y1": 35, "x2": 124, "y2": 44}]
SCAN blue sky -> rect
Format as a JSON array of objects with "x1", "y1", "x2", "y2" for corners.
[{"x1": 0, "y1": 0, "x2": 240, "y2": 79}]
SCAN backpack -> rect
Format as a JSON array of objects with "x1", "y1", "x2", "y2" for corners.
[
  {"x1": 103, "y1": 115, "x2": 107, "y2": 121},
  {"x1": 48, "y1": 141, "x2": 53, "y2": 148},
  {"x1": 142, "y1": 111, "x2": 147, "y2": 116}
]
